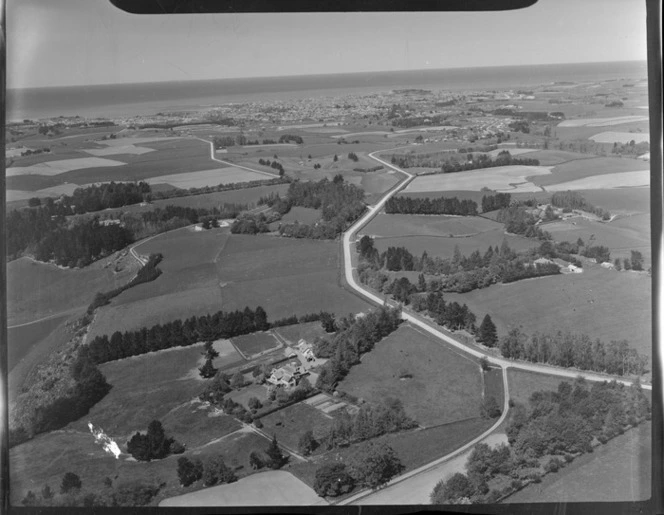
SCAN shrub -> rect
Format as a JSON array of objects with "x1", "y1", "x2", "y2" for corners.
[
  {"x1": 60, "y1": 472, "x2": 82, "y2": 494},
  {"x1": 114, "y1": 482, "x2": 160, "y2": 506},
  {"x1": 177, "y1": 457, "x2": 203, "y2": 487},
  {"x1": 313, "y1": 463, "x2": 355, "y2": 497}
]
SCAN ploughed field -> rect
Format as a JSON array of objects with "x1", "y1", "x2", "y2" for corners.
[{"x1": 89, "y1": 229, "x2": 372, "y2": 341}]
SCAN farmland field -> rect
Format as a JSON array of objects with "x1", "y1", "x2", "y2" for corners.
[
  {"x1": 147, "y1": 167, "x2": 273, "y2": 189},
  {"x1": 273, "y1": 321, "x2": 328, "y2": 345},
  {"x1": 7, "y1": 314, "x2": 71, "y2": 371},
  {"x1": 544, "y1": 213, "x2": 650, "y2": 266},
  {"x1": 445, "y1": 266, "x2": 652, "y2": 358},
  {"x1": 231, "y1": 332, "x2": 281, "y2": 358},
  {"x1": 506, "y1": 369, "x2": 572, "y2": 406},
  {"x1": 544, "y1": 171, "x2": 649, "y2": 191},
  {"x1": 531, "y1": 156, "x2": 648, "y2": 187},
  {"x1": 557, "y1": 115, "x2": 649, "y2": 127},
  {"x1": 363, "y1": 213, "x2": 500, "y2": 238},
  {"x1": 506, "y1": 422, "x2": 651, "y2": 503},
  {"x1": 504, "y1": 150, "x2": 595, "y2": 166},
  {"x1": 371, "y1": 231, "x2": 538, "y2": 260},
  {"x1": 338, "y1": 324, "x2": 483, "y2": 427},
  {"x1": 279, "y1": 206, "x2": 321, "y2": 225},
  {"x1": 403, "y1": 165, "x2": 552, "y2": 193},
  {"x1": 571, "y1": 187, "x2": 650, "y2": 214},
  {"x1": 6, "y1": 157, "x2": 126, "y2": 177},
  {"x1": 589, "y1": 131, "x2": 650, "y2": 144}
]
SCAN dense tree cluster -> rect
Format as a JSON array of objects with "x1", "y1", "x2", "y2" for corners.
[
  {"x1": 321, "y1": 398, "x2": 417, "y2": 449},
  {"x1": 278, "y1": 175, "x2": 366, "y2": 239},
  {"x1": 126, "y1": 420, "x2": 184, "y2": 461},
  {"x1": 230, "y1": 213, "x2": 272, "y2": 234},
  {"x1": 498, "y1": 327, "x2": 648, "y2": 376},
  {"x1": 347, "y1": 441, "x2": 405, "y2": 489},
  {"x1": 439, "y1": 151, "x2": 540, "y2": 174},
  {"x1": 257, "y1": 158, "x2": 285, "y2": 175},
  {"x1": 385, "y1": 195, "x2": 478, "y2": 216},
  {"x1": 481, "y1": 192, "x2": 511, "y2": 212},
  {"x1": 177, "y1": 454, "x2": 236, "y2": 488},
  {"x1": 314, "y1": 307, "x2": 402, "y2": 390},
  {"x1": 348, "y1": 152, "x2": 359, "y2": 162},
  {"x1": 550, "y1": 191, "x2": 611, "y2": 220},
  {"x1": 150, "y1": 177, "x2": 290, "y2": 202},
  {"x1": 87, "y1": 306, "x2": 270, "y2": 364},
  {"x1": 508, "y1": 120, "x2": 530, "y2": 133},
  {"x1": 432, "y1": 378, "x2": 650, "y2": 504},
  {"x1": 611, "y1": 140, "x2": 649, "y2": 157},
  {"x1": 353, "y1": 165, "x2": 383, "y2": 173},
  {"x1": 27, "y1": 217, "x2": 132, "y2": 268},
  {"x1": 581, "y1": 244, "x2": 611, "y2": 263},
  {"x1": 278, "y1": 134, "x2": 304, "y2": 144},
  {"x1": 496, "y1": 205, "x2": 551, "y2": 240},
  {"x1": 314, "y1": 463, "x2": 355, "y2": 497}
]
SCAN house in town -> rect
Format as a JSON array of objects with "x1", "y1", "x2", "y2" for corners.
[
  {"x1": 297, "y1": 339, "x2": 316, "y2": 362},
  {"x1": 266, "y1": 363, "x2": 304, "y2": 388}
]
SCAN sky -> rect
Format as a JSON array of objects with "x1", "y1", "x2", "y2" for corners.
[{"x1": 6, "y1": 0, "x2": 649, "y2": 89}]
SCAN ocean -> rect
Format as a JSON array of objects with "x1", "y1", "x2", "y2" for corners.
[{"x1": 5, "y1": 60, "x2": 648, "y2": 122}]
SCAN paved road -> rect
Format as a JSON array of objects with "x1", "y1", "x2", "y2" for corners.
[{"x1": 337, "y1": 147, "x2": 651, "y2": 505}]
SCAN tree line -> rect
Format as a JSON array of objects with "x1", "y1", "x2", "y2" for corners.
[
  {"x1": 431, "y1": 378, "x2": 650, "y2": 504},
  {"x1": 495, "y1": 328, "x2": 647, "y2": 376},
  {"x1": 481, "y1": 192, "x2": 512, "y2": 213},
  {"x1": 385, "y1": 195, "x2": 478, "y2": 216},
  {"x1": 440, "y1": 151, "x2": 540, "y2": 174}
]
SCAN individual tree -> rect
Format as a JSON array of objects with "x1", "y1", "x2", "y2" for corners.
[
  {"x1": 266, "y1": 435, "x2": 286, "y2": 469},
  {"x1": 347, "y1": 441, "x2": 404, "y2": 489},
  {"x1": 199, "y1": 357, "x2": 217, "y2": 379},
  {"x1": 298, "y1": 430, "x2": 317, "y2": 456},
  {"x1": 60, "y1": 472, "x2": 82, "y2": 494},
  {"x1": 630, "y1": 250, "x2": 644, "y2": 271},
  {"x1": 614, "y1": 258, "x2": 622, "y2": 271},
  {"x1": 623, "y1": 258, "x2": 632, "y2": 270},
  {"x1": 230, "y1": 371, "x2": 245, "y2": 388},
  {"x1": 333, "y1": 154, "x2": 338, "y2": 162},
  {"x1": 313, "y1": 463, "x2": 355, "y2": 497},
  {"x1": 479, "y1": 356, "x2": 490, "y2": 371},
  {"x1": 249, "y1": 450, "x2": 265, "y2": 470},
  {"x1": 203, "y1": 340, "x2": 219, "y2": 359},
  {"x1": 418, "y1": 273, "x2": 426, "y2": 292},
  {"x1": 21, "y1": 491, "x2": 38, "y2": 506},
  {"x1": 480, "y1": 396, "x2": 502, "y2": 419},
  {"x1": 28, "y1": 197, "x2": 42, "y2": 208},
  {"x1": 478, "y1": 314, "x2": 498, "y2": 347},
  {"x1": 320, "y1": 311, "x2": 337, "y2": 333},
  {"x1": 430, "y1": 473, "x2": 473, "y2": 504},
  {"x1": 248, "y1": 397, "x2": 263, "y2": 410},
  {"x1": 177, "y1": 457, "x2": 203, "y2": 487},
  {"x1": 41, "y1": 484, "x2": 54, "y2": 500}
]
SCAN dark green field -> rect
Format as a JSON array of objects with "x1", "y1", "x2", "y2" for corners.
[
  {"x1": 532, "y1": 156, "x2": 648, "y2": 187},
  {"x1": 231, "y1": 332, "x2": 281, "y2": 358},
  {"x1": 259, "y1": 403, "x2": 335, "y2": 451}
]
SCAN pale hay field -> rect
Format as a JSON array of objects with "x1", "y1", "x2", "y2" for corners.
[
  {"x1": 485, "y1": 148, "x2": 539, "y2": 158},
  {"x1": 403, "y1": 165, "x2": 552, "y2": 193},
  {"x1": 558, "y1": 115, "x2": 649, "y2": 127},
  {"x1": 6, "y1": 157, "x2": 125, "y2": 177},
  {"x1": 545, "y1": 170, "x2": 649, "y2": 192},
  {"x1": 97, "y1": 136, "x2": 184, "y2": 146},
  {"x1": 84, "y1": 145, "x2": 156, "y2": 156},
  {"x1": 146, "y1": 167, "x2": 273, "y2": 188},
  {"x1": 159, "y1": 471, "x2": 327, "y2": 507},
  {"x1": 6, "y1": 184, "x2": 81, "y2": 202},
  {"x1": 589, "y1": 131, "x2": 650, "y2": 144}
]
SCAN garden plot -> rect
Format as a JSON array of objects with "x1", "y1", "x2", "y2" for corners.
[
  {"x1": 6, "y1": 157, "x2": 126, "y2": 177},
  {"x1": 589, "y1": 131, "x2": 650, "y2": 144},
  {"x1": 557, "y1": 115, "x2": 649, "y2": 127},
  {"x1": 544, "y1": 170, "x2": 649, "y2": 191},
  {"x1": 403, "y1": 166, "x2": 552, "y2": 194}
]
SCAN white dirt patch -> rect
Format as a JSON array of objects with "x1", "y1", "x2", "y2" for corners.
[
  {"x1": 588, "y1": 132, "x2": 650, "y2": 144},
  {"x1": 146, "y1": 167, "x2": 270, "y2": 188},
  {"x1": 6, "y1": 157, "x2": 125, "y2": 177},
  {"x1": 403, "y1": 165, "x2": 551, "y2": 193},
  {"x1": 302, "y1": 127, "x2": 348, "y2": 133},
  {"x1": 159, "y1": 470, "x2": 328, "y2": 506},
  {"x1": 545, "y1": 170, "x2": 650, "y2": 192},
  {"x1": 558, "y1": 116, "x2": 649, "y2": 127},
  {"x1": 84, "y1": 145, "x2": 155, "y2": 156}
]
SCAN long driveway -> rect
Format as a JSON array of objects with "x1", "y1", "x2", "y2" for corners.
[{"x1": 338, "y1": 148, "x2": 652, "y2": 505}]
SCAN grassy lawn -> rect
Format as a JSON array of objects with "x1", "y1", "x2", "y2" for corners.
[
  {"x1": 505, "y1": 421, "x2": 651, "y2": 503},
  {"x1": 445, "y1": 265, "x2": 652, "y2": 359},
  {"x1": 259, "y1": 402, "x2": 335, "y2": 450},
  {"x1": 484, "y1": 367, "x2": 505, "y2": 408},
  {"x1": 226, "y1": 384, "x2": 269, "y2": 410},
  {"x1": 273, "y1": 321, "x2": 328, "y2": 345},
  {"x1": 338, "y1": 324, "x2": 484, "y2": 427},
  {"x1": 232, "y1": 332, "x2": 281, "y2": 358},
  {"x1": 280, "y1": 206, "x2": 321, "y2": 224}
]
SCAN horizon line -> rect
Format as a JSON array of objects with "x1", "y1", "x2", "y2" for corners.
[{"x1": 8, "y1": 59, "x2": 647, "y2": 92}]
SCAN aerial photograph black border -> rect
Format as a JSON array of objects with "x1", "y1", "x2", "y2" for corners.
[{"x1": 0, "y1": 0, "x2": 661, "y2": 514}]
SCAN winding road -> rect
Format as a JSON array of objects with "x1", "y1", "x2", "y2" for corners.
[{"x1": 337, "y1": 148, "x2": 651, "y2": 505}]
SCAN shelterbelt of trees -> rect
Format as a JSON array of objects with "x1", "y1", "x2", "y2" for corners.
[
  {"x1": 389, "y1": 150, "x2": 540, "y2": 172},
  {"x1": 385, "y1": 195, "x2": 478, "y2": 216},
  {"x1": 231, "y1": 175, "x2": 367, "y2": 239},
  {"x1": 431, "y1": 378, "x2": 650, "y2": 504}
]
